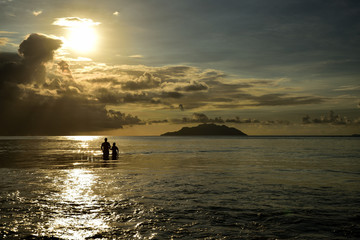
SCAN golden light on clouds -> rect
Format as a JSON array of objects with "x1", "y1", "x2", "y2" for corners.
[
  {"x1": 53, "y1": 17, "x2": 100, "y2": 54},
  {"x1": 32, "y1": 10, "x2": 43, "y2": 16}
]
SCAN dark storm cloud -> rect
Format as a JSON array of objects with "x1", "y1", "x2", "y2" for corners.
[
  {"x1": 0, "y1": 33, "x2": 144, "y2": 135},
  {"x1": 0, "y1": 33, "x2": 62, "y2": 85},
  {"x1": 302, "y1": 111, "x2": 359, "y2": 125},
  {"x1": 0, "y1": 91, "x2": 142, "y2": 135},
  {"x1": 18, "y1": 33, "x2": 62, "y2": 64}
]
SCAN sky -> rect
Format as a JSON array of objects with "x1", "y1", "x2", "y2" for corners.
[{"x1": 0, "y1": 0, "x2": 359, "y2": 135}]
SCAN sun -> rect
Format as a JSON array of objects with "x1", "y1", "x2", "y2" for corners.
[
  {"x1": 53, "y1": 17, "x2": 100, "y2": 54},
  {"x1": 66, "y1": 26, "x2": 97, "y2": 53}
]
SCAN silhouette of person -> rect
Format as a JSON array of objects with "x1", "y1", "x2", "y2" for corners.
[
  {"x1": 111, "y1": 142, "x2": 119, "y2": 160},
  {"x1": 101, "y1": 138, "x2": 111, "y2": 160}
]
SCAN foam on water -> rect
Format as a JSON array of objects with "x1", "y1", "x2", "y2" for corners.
[{"x1": 0, "y1": 136, "x2": 359, "y2": 239}]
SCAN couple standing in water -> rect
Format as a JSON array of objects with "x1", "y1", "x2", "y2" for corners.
[{"x1": 101, "y1": 138, "x2": 119, "y2": 160}]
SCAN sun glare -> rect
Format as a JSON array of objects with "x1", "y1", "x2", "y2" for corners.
[
  {"x1": 66, "y1": 26, "x2": 97, "y2": 53},
  {"x1": 66, "y1": 136, "x2": 99, "y2": 141},
  {"x1": 53, "y1": 17, "x2": 100, "y2": 54}
]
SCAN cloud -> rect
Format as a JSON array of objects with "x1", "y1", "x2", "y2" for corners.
[
  {"x1": 251, "y1": 94, "x2": 324, "y2": 106},
  {"x1": 0, "y1": 33, "x2": 62, "y2": 86},
  {"x1": 113, "y1": 11, "x2": 119, "y2": 16},
  {"x1": 53, "y1": 17, "x2": 100, "y2": 27},
  {"x1": 0, "y1": 31, "x2": 17, "y2": 34},
  {"x1": 122, "y1": 72, "x2": 161, "y2": 90},
  {"x1": 0, "y1": 37, "x2": 9, "y2": 46},
  {"x1": 167, "y1": 113, "x2": 292, "y2": 126},
  {"x1": 57, "y1": 60, "x2": 72, "y2": 75},
  {"x1": 128, "y1": 54, "x2": 144, "y2": 59},
  {"x1": 161, "y1": 91, "x2": 183, "y2": 99},
  {"x1": 0, "y1": 91, "x2": 142, "y2": 135},
  {"x1": 1, "y1": 31, "x2": 336, "y2": 135},
  {"x1": 302, "y1": 111, "x2": 359, "y2": 125},
  {"x1": 0, "y1": 33, "x2": 145, "y2": 135},
  {"x1": 170, "y1": 113, "x2": 224, "y2": 124},
  {"x1": 61, "y1": 61, "x2": 328, "y2": 112},
  {"x1": 175, "y1": 80, "x2": 209, "y2": 91},
  {"x1": 32, "y1": 10, "x2": 42, "y2": 16},
  {"x1": 19, "y1": 33, "x2": 62, "y2": 64}
]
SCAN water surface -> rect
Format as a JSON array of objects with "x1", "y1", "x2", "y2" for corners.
[{"x1": 0, "y1": 136, "x2": 359, "y2": 239}]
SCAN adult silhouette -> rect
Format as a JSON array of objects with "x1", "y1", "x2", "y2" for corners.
[{"x1": 101, "y1": 138, "x2": 111, "y2": 160}]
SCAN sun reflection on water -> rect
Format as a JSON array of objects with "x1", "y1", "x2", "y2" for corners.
[
  {"x1": 65, "y1": 136, "x2": 100, "y2": 141},
  {"x1": 44, "y1": 168, "x2": 109, "y2": 239}
]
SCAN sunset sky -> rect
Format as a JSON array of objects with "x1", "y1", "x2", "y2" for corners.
[{"x1": 0, "y1": 0, "x2": 359, "y2": 135}]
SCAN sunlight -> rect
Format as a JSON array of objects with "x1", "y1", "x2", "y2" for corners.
[
  {"x1": 65, "y1": 136, "x2": 99, "y2": 141},
  {"x1": 66, "y1": 26, "x2": 97, "y2": 53},
  {"x1": 44, "y1": 169, "x2": 110, "y2": 239},
  {"x1": 62, "y1": 168, "x2": 96, "y2": 203},
  {"x1": 53, "y1": 17, "x2": 100, "y2": 54}
]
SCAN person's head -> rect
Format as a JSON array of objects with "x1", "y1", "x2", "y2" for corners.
[
  {"x1": 113, "y1": 142, "x2": 116, "y2": 146},
  {"x1": 104, "y1": 138, "x2": 108, "y2": 142}
]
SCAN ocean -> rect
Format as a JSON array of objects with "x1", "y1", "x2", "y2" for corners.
[{"x1": 0, "y1": 136, "x2": 359, "y2": 239}]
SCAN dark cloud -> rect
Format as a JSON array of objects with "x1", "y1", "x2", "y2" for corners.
[
  {"x1": 95, "y1": 88, "x2": 150, "y2": 104},
  {"x1": 95, "y1": 88, "x2": 122, "y2": 104},
  {"x1": 0, "y1": 88, "x2": 142, "y2": 135},
  {"x1": 58, "y1": 60, "x2": 71, "y2": 74},
  {"x1": 175, "y1": 80, "x2": 209, "y2": 91},
  {"x1": 18, "y1": 33, "x2": 62, "y2": 64},
  {"x1": 0, "y1": 52, "x2": 22, "y2": 63},
  {"x1": 123, "y1": 92, "x2": 153, "y2": 103},
  {"x1": 0, "y1": 33, "x2": 144, "y2": 135},
  {"x1": 0, "y1": 33, "x2": 62, "y2": 85},
  {"x1": 302, "y1": 111, "x2": 359, "y2": 125},
  {"x1": 226, "y1": 117, "x2": 260, "y2": 124},
  {"x1": 161, "y1": 91, "x2": 183, "y2": 99},
  {"x1": 148, "y1": 119, "x2": 169, "y2": 124}
]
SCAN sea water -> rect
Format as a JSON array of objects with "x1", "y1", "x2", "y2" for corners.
[{"x1": 0, "y1": 136, "x2": 359, "y2": 239}]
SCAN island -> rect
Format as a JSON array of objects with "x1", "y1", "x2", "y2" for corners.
[{"x1": 161, "y1": 123, "x2": 247, "y2": 136}]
